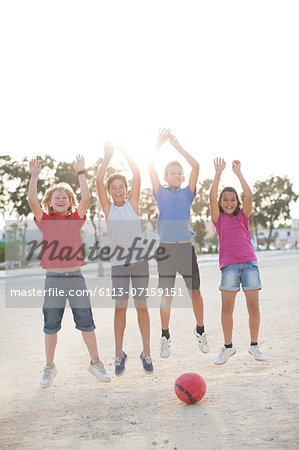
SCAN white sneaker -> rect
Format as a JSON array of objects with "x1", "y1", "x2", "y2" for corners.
[
  {"x1": 160, "y1": 336, "x2": 171, "y2": 358},
  {"x1": 88, "y1": 361, "x2": 111, "y2": 382},
  {"x1": 193, "y1": 329, "x2": 209, "y2": 353},
  {"x1": 40, "y1": 364, "x2": 57, "y2": 389},
  {"x1": 248, "y1": 345, "x2": 265, "y2": 361},
  {"x1": 215, "y1": 346, "x2": 236, "y2": 365}
]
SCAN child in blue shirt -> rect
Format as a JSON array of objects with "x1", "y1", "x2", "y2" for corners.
[{"x1": 148, "y1": 129, "x2": 209, "y2": 358}]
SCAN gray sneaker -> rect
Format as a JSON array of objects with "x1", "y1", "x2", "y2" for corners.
[
  {"x1": 140, "y1": 352, "x2": 154, "y2": 374},
  {"x1": 88, "y1": 361, "x2": 111, "y2": 382},
  {"x1": 40, "y1": 364, "x2": 57, "y2": 389},
  {"x1": 114, "y1": 352, "x2": 127, "y2": 376}
]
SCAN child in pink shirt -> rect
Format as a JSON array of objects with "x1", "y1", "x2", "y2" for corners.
[{"x1": 210, "y1": 158, "x2": 265, "y2": 365}]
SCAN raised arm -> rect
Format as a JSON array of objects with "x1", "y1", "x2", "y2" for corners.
[
  {"x1": 168, "y1": 134, "x2": 199, "y2": 194},
  {"x1": 210, "y1": 157, "x2": 226, "y2": 223},
  {"x1": 73, "y1": 155, "x2": 90, "y2": 219},
  {"x1": 115, "y1": 137, "x2": 140, "y2": 211},
  {"x1": 27, "y1": 159, "x2": 43, "y2": 220},
  {"x1": 232, "y1": 160, "x2": 252, "y2": 218},
  {"x1": 148, "y1": 128, "x2": 171, "y2": 195},
  {"x1": 96, "y1": 141, "x2": 113, "y2": 220}
]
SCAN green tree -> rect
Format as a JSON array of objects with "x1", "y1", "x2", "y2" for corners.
[
  {"x1": 0, "y1": 155, "x2": 13, "y2": 216},
  {"x1": 139, "y1": 187, "x2": 158, "y2": 233},
  {"x1": 0, "y1": 242, "x2": 4, "y2": 264},
  {"x1": 253, "y1": 175, "x2": 298, "y2": 249},
  {"x1": 192, "y1": 220, "x2": 207, "y2": 252},
  {"x1": 191, "y1": 178, "x2": 213, "y2": 252},
  {"x1": 191, "y1": 178, "x2": 213, "y2": 221},
  {"x1": 3, "y1": 155, "x2": 55, "y2": 266}
]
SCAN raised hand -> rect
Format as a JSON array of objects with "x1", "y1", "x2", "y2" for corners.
[
  {"x1": 73, "y1": 154, "x2": 85, "y2": 173},
  {"x1": 232, "y1": 160, "x2": 241, "y2": 176},
  {"x1": 29, "y1": 159, "x2": 42, "y2": 177},
  {"x1": 169, "y1": 134, "x2": 182, "y2": 151},
  {"x1": 156, "y1": 128, "x2": 172, "y2": 148},
  {"x1": 115, "y1": 137, "x2": 126, "y2": 154},
  {"x1": 214, "y1": 157, "x2": 226, "y2": 173},
  {"x1": 104, "y1": 140, "x2": 114, "y2": 158}
]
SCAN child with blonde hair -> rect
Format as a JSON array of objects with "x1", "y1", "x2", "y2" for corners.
[{"x1": 27, "y1": 155, "x2": 111, "y2": 388}]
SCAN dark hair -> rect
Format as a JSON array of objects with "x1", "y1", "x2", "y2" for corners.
[
  {"x1": 164, "y1": 161, "x2": 183, "y2": 176},
  {"x1": 218, "y1": 187, "x2": 241, "y2": 216},
  {"x1": 107, "y1": 174, "x2": 128, "y2": 192}
]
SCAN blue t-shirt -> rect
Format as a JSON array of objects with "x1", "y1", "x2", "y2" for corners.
[{"x1": 153, "y1": 184, "x2": 196, "y2": 242}]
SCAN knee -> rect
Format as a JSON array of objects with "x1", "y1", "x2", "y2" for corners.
[
  {"x1": 43, "y1": 308, "x2": 63, "y2": 333},
  {"x1": 222, "y1": 304, "x2": 234, "y2": 315},
  {"x1": 248, "y1": 304, "x2": 260, "y2": 316},
  {"x1": 115, "y1": 307, "x2": 127, "y2": 316},
  {"x1": 190, "y1": 289, "x2": 202, "y2": 302}
]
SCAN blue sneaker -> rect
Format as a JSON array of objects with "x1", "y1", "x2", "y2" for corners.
[
  {"x1": 140, "y1": 352, "x2": 154, "y2": 374},
  {"x1": 114, "y1": 352, "x2": 127, "y2": 376}
]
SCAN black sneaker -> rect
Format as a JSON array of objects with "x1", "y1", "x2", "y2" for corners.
[
  {"x1": 140, "y1": 352, "x2": 154, "y2": 374},
  {"x1": 114, "y1": 352, "x2": 127, "y2": 376}
]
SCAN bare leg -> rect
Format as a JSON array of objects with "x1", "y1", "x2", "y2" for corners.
[
  {"x1": 114, "y1": 299, "x2": 128, "y2": 357},
  {"x1": 244, "y1": 290, "x2": 260, "y2": 343},
  {"x1": 81, "y1": 330, "x2": 100, "y2": 364},
  {"x1": 221, "y1": 291, "x2": 237, "y2": 345},
  {"x1": 188, "y1": 289, "x2": 204, "y2": 326},
  {"x1": 135, "y1": 299, "x2": 150, "y2": 355},
  {"x1": 45, "y1": 333, "x2": 57, "y2": 366},
  {"x1": 160, "y1": 294, "x2": 173, "y2": 331}
]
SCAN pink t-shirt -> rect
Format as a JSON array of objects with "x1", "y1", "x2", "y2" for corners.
[
  {"x1": 212, "y1": 209, "x2": 257, "y2": 269},
  {"x1": 34, "y1": 210, "x2": 86, "y2": 269}
]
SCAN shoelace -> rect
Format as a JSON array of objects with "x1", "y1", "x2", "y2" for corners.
[
  {"x1": 114, "y1": 356, "x2": 123, "y2": 367},
  {"x1": 144, "y1": 355, "x2": 152, "y2": 364},
  {"x1": 161, "y1": 338, "x2": 169, "y2": 350},
  {"x1": 94, "y1": 361, "x2": 107, "y2": 374},
  {"x1": 253, "y1": 346, "x2": 262, "y2": 354},
  {"x1": 219, "y1": 347, "x2": 230, "y2": 353},
  {"x1": 200, "y1": 333, "x2": 208, "y2": 344},
  {"x1": 40, "y1": 367, "x2": 53, "y2": 378}
]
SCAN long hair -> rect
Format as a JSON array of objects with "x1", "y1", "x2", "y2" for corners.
[
  {"x1": 218, "y1": 187, "x2": 241, "y2": 216},
  {"x1": 41, "y1": 183, "x2": 77, "y2": 214}
]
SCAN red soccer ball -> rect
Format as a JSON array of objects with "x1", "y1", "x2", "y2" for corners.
[{"x1": 174, "y1": 372, "x2": 206, "y2": 404}]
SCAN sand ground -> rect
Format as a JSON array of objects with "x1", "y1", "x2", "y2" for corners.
[{"x1": 0, "y1": 251, "x2": 299, "y2": 450}]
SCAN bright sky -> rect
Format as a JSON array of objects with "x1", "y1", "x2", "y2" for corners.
[{"x1": 1, "y1": 0, "x2": 299, "y2": 218}]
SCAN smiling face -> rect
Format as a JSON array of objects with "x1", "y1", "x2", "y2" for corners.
[
  {"x1": 50, "y1": 188, "x2": 71, "y2": 215},
  {"x1": 109, "y1": 178, "x2": 127, "y2": 206},
  {"x1": 219, "y1": 188, "x2": 241, "y2": 215},
  {"x1": 164, "y1": 164, "x2": 185, "y2": 189}
]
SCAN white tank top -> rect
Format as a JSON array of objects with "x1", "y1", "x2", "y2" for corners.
[{"x1": 107, "y1": 200, "x2": 143, "y2": 266}]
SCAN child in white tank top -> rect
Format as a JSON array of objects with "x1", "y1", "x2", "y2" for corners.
[{"x1": 96, "y1": 138, "x2": 153, "y2": 376}]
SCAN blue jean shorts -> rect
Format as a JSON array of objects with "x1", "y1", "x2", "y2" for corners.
[
  {"x1": 220, "y1": 261, "x2": 262, "y2": 292},
  {"x1": 43, "y1": 270, "x2": 96, "y2": 334}
]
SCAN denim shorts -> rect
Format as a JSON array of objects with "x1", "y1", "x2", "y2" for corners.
[
  {"x1": 220, "y1": 261, "x2": 262, "y2": 292},
  {"x1": 111, "y1": 260, "x2": 149, "y2": 300},
  {"x1": 43, "y1": 270, "x2": 95, "y2": 334}
]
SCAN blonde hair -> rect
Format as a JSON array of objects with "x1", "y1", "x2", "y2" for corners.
[
  {"x1": 41, "y1": 183, "x2": 77, "y2": 214},
  {"x1": 164, "y1": 161, "x2": 183, "y2": 176}
]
